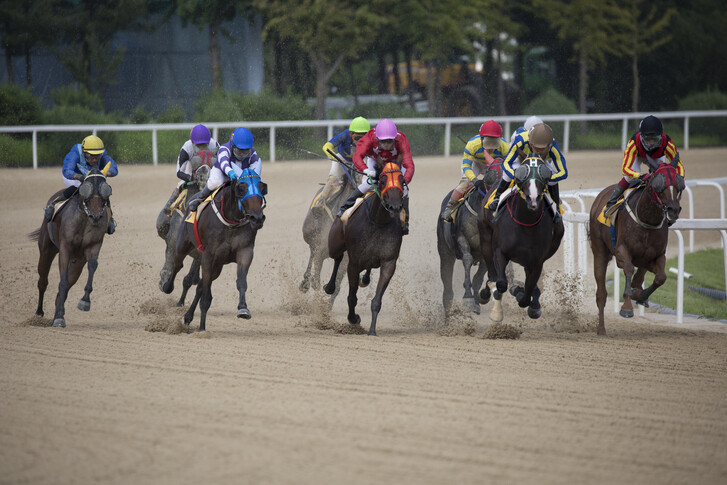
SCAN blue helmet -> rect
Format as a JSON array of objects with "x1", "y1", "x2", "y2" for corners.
[{"x1": 231, "y1": 127, "x2": 253, "y2": 149}]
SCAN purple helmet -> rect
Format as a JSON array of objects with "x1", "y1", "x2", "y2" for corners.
[
  {"x1": 190, "y1": 124, "x2": 211, "y2": 145},
  {"x1": 375, "y1": 119, "x2": 398, "y2": 140}
]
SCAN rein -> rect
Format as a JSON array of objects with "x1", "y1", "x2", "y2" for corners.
[
  {"x1": 506, "y1": 192, "x2": 544, "y2": 227},
  {"x1": 625, "y1": 184, "x2": 665, "y2": 230}
]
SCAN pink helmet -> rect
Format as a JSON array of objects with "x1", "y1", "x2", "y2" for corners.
[{"x1": 375, "y1": 119, "x2": 398, "y2": 140}]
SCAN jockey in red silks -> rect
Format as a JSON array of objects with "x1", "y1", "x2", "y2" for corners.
[
  {"x1": 605, "y1": 115, "x2": 685, "y2": 212},
  {"x1": 337, "y1": 118, "x2": 415, "y2": 235}
]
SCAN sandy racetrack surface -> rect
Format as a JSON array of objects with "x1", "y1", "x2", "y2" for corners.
[{"x1": 1, "y1": 149, "x2": 726, "y2": 484}]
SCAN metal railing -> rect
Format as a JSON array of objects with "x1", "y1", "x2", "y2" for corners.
[{"x1": 1, "y1": 110, "x2": 726, "y2": 168}]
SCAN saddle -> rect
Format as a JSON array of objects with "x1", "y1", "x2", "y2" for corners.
[
  {"x1": 340, "y1": 191, "x2": 406, "y2": 230},
  {"x1": 597, "y1": 184, "x2": 642, "y2": 227},
  {"x1": 170, "y1": 189, "x2": 190, "y2": 216},
  {"x1": 184, "y1": 186, "x2": 224, "y2": 224},
  {"x1": 447, "y1": 186, "x2": 480, "y2": 224},
  {"x1": 47, "y1": 198, "x2": 73, "y2": 222}
]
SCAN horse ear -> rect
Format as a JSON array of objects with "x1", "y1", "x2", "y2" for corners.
[
  {"x1": 676, "y1": 174, "x2": 686, "y2": 191},
  {"x1": 651, "y1": 173, "x2": 666, "y2": 193},
  {"x1": 258, "y1": 182, "x2": 268, "y2": 196},
  {"x1": 671, "y1": 152, "x2": 680, "y2": 168}
]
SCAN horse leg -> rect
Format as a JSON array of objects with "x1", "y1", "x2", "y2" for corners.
[
  {"x1": 461, "y1": 248, "x2": 479, "y2": 313},
  {"x1": 346, "y1": 263, "x2": 361, "y2": 325},
  {"x1": 438, "y1": 246, "x2": 456, "y2": 316},
  {"x1": 488, "y1": 281, "x2": 503, "y2": 323},
  {"x1": 324, "y1": 255, "x2": 343, "y2": 295},
  {"x1": 300, "y1": 245, "x2": 315, "y2": 292},
  {"x1": 198, "y1": 262, "x2": 224, "y2": 332},
  {"x1": 591, "y1": 240, "x2": 611, "y2": 335},
  {"x1": 177, "y1": 257, "x2": 200, "y2": 307},
  {"x1": 53, "y1": 252, "x2": 84, "y2": 327},
  {"x1": 35, "y1": 244, "x2": 56, "y2": 317},
  {"x1": 493, "y1": 249, "x2": 509, "y2": 296},
  {"x1": 630, "y1": 267, "x2": 647, "y2": 306},
  {"x1": 236, "y1": 247, "x2": 254, "y2": 319},
  {"x1": 369, "y1": 260, "x2": 397, "y2": 336},
  {"x1": 615, "y1": 247, "x2": 636, "y2": 318},
  {"x1": 527, "y1": 284, "x2": 542, "y2": 319},
  {"x1": 360, "y1": 268, "x2": 372, "y2": 287},
  {"x1": 635, "y1": 255, "x2": 667, "y2": 304},
  {"x1": 159, "y1": 233, "x2": 177, "y2": 291}
]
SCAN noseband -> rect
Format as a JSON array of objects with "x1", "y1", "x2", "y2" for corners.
[{"x1": 374, "y1": 162, "x2": 404, "y2": 215}]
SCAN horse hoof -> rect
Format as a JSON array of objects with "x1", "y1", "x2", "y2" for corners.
[
  {"x1": 368, "y1": 330, "x2": 377, "y2": 336},
  {"x1": 77, "y1": 300, "x2": 90, "y2": 312},
  {"x1": 479, "y1": 288, "x2": 491, "y2": 304},
  {"x1": 597, "y1": 327, "x2": 607, "y2": 336},
  {"x1": 463, "y1": 298, "x2": 480, "y2": 314},
  {"x1": 620, "y1": 309, "x2": 634, "y2": 318},
  {"x1": 509, "y1": 285, "x2": 523, "y2": 297},
  {"x1": 360, "y1": 275, "x2": 371, "y2": 287},
  {"x1": 323, "y1": 283, "x2": 335, "y2": 295},
  {"x1": 52, "y1": 319, "x2": 66, "y2": 328},
  {"x1": 237, "y1": 308, "x2": 252, "y2": 319},
  {"x1": 489, "y1": 308, "x2": 503, "y2": 323},
  {"x1": 348, "y1": 314, "x2": 361, "y2": 325},
  {"x1": 636, "y1": 299, "x2": 650, "y2": 308},
  {"x1": 527, "y1": 307, "x2": 542, "y2": 319},
  {"x1": 299, "y1": 280, "x2": 309, "y2": 292}
]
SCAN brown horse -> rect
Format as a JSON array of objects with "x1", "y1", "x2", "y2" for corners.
[
  {"x1": 478, "y1": 155, "x2": 564, "y2": 322},
  {"x1": 589, "y1": 160, "x2": 684, "y2": 335},
  {"x1": 161, "y1": 168, "x2": 266, "y2": 331},
  {"x1": 323, "y1": 162, "x2": 405, "y2": 336},
  {"x1": 156, "y1": 153, "x2": 213, "y2": 306},
  {"x1": 29, "y1": 167, "x2": 113, "y2": 327}
]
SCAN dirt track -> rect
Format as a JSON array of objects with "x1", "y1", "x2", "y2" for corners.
[{"x1": 1, "y1": 149, "x2": 727, "y2": 484}]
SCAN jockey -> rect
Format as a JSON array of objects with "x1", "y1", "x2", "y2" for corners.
[
  {"x1": 188, "y1": 127, "x2": 261, "y2": 211},
  {"x1": 604, "y1": 115, "x2": 685, "y2": 211},
  {"x1": 162, "y1": 124, "x2": 220, "y2": 215},
  {"x1": 44, "y1": 135, "x2": 119, "y2": 234},
  {"x1": 337, "y1": 118, "x2": 415, "y2": 235},
  {"x1": 312, "y1": 116, "x2": 370, "y2": 214},
  {"x1": 441, "y1": 119, "x2": 510, "y2": 221},
  {"x1": 510, "y1": 115, "x2": 543, "y2": 143},
  {"x1": 490, "y1": 123, "x2": 567, "y2": 222}
]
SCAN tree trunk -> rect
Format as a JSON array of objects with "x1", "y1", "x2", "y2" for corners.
[
  {"x1": 312, "y1": 53, "x2": 345, "y2": 137},
  {"x1": 631, "y1": 53, "x2": 640, "y2": 112},
  {"x1": 392, "y1": 49, "x2": 400, "y2": 94},
  {"x1": 348, "y1": 61, "x2": 358, "y2": 105},
  {"x1": 404, "y1": 48, "x2": 415, "y2": 108},
  {"x1": 496, "y1": 38, "x2": 506, "y2": 115},
  {"x1": 578, "y1": 44, "x2": 588, "y2": 132},
  {"x1": 24, "y1": 49, "x2": 32, "y2": 88},
  {"x1": 273, "y1": 36, "x2": 284, "y2": 95},
  {"x1": 5, "y1": 50, "x2": 14, "y2": 85},
  {"x1": 209, "y1": 19, "x2": 221, "y2": 89},
  {"x1": 426, "y1": 60, "x2": 436, "y2": 116},
  {"x1": 377, "y1": 46, "x2": 387, "y2": 94}
]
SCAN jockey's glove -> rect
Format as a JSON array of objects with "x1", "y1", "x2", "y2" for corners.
[
  {"x1": 227, "y1": 170, "x2": 237, "y2": 181},
  {"x1": 363, "y1": 168, "x2": 377, "y2": 179}
]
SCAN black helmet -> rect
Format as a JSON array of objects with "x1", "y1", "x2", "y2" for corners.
[{"x1": 639, "y1": 115, "x2": 663, "y2": 136}]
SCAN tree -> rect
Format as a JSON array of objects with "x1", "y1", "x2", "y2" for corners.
[
  {"x1": 529, "y1": 0, "x2": 628, "y2": 115},
  {"x1": 258, "y1": 0, "x2": 382, "y2": 121},
  {"x1": 177, "y1": 0, "x2": 256, "y2": 90}
]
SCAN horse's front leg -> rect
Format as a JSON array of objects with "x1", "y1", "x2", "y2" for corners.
[
  {"x1": 438, "y1": 245, "x2": 456, "y2": 316},
  {"x1": 471, "y1": 262, "x2": 487, "y2": 315},
  {"x1": 346, "y1": 263, "x2": 361, "y2": 325},
  {"x1": 630, "y1": 267, "x2": 647, "y2": 306},
  {"x1": 177, "y1": 257, "x2": 200, "y2": 307},
  {"x1": 493, "y1": 248, "x2": 509, "y2": 296},
  {"x1": 636, "y1": 255, "x2": 667, "y2": 304},
  {"x1": 78, "y1": 243, "x2": 103, "y2": 312},
  {"x1": 511, "y1": 265, "x2": 543, "y2": 311},
  {"x1": 236, "y1": 247, "x2": 255, "y2": 319},
  {"x1": 52, "y1": 251, "x2": 84, "y2": 327},
  {"x1": 591, "y1": 236, "x2": 611, "y2": 335},
  {"x1": 369, "y1": 259, "x2": 397, "y2": 336},
  {"x1": 35, "y1": 240, "x2": 56, "y2": 317},
  {"x1": 615, "y1": 246, "x2": 636, "y2": 318},
  {"x1": 299, "y1": 245, "x2": 315, "y2": 292},
  {"x1": 460, "y1": 237, "x2": 478, "y2": 311},
  {"x1": 324, "y1": 255, "x2": 343, "y2": 295},
  {"x1": 197, "y1": 262, "x2": 224, "y2": 332}
]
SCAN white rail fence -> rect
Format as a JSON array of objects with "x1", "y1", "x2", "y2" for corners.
[
  {"x1": 561, "y1": 177, "x2": 727, "y2": 324},
  {"x1": 1, "y1": 110, "x2": 726, "y2": 168}
]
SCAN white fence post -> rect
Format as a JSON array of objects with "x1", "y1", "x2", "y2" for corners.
[
  {"x1": 444, "y1": 122, "x2": 451, "y2": 157},
  {"x1": 152, "y1": 129, "x2": 158, "y2": 166},
  {"x1": 270, "y1": 126, "x2": 276, "y2": 163},
  {"x1": 33, "y1": 130, "x2": 38, "y2": 169}
]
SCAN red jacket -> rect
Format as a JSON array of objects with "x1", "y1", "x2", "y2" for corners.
[{"x1": 353, "y1": 129, "x2": 415, "y2": 184}]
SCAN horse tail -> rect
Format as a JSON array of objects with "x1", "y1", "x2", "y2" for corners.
[{"x1": 28, "y1": 228, "x2": 41, "y2": 242}]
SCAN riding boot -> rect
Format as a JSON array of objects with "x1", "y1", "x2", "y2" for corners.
[
  {"x1": 162, "y1": 187, "x2": 180, "y2": 216},
  {"x1": 106, "y1": 199, "x2": 116, "y2": 235},
  {"x1": 549, "y1": 183, "x2": 562, "y2": 223},
  {"x1": 441, "y1": 197, "x2": 457, "y2": 222},
  {"x1": 489, "y1": 178, "x2": 510, "y2": 211},
  {"x1": 44, "y1": 185, "x2": 77, "y2": 222},
  {"x1": 336, "y1": 188, "x2": 364, "y2": 218},
  {"x1": 604, "y1": 185, "x2": 626, "y2": 212},
  {"x1": 402, "y1": 196, "x2": 410, "y2": 235},
  {"x1": 188, "y1": 186, "x2": 212, "y2": 212}
]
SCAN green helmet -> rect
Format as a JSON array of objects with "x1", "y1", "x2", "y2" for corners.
[{"x1": 349, "y1": 116, "x2": 370, "y2": 134}]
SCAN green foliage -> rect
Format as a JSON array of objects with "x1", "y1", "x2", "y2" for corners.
[
  {"x1": 615, "y1": 248, "x2": 727, "y2": 320},
  {"x1": 0, "y1": 84, "x2": 42, "y2": 126},
  {"x1": 0, "y1": 133, "x2": 33, "y2": 166},
  {"x1": 523, "y1": 88, "x2": 578, "y2": 115},
  {"x1": 677, "y1": 89, "x2": 727, "y2": 145},
  {"x1": 157, "y1": 105, "x2": 186, "y2": 123},
  {"x1": 51, "y1": 85, "x2": 104, "y2": 111}
]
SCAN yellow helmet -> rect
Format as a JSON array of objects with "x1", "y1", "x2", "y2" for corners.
[{"x1": 82, "y1": 135, "x2": 105, "y2": 155}]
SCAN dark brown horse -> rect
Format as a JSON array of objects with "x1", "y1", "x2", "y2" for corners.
[
  {"x1": 156, "y1": 153, "x2": 213, "y2": 306},
  {"x1": 437, "y1": 162, "x2": 502, "y2": 315},
  {"x1": 323, "y1": 162, "x2": 405, "y2": 336},
  {"x1": 29, "y1": 167, "x2": 113, "y2": 327},
  {"x1": 478, "y1": 155, "x2": 564, "y2": 322},
  {"x1": 161, "y1": 168, "x2": 266, "y2": 331},
  {"x1": 589, "y1": 160, "x2": 684, "y2": 335}
]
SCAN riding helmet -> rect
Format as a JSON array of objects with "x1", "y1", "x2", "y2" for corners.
[
  {"x1": 190, "y1": 124, "x2": 211, "y2": 145},
  {"x1": 529, "y1": 123, "x2": 554, "y2": 151},
  {"x1": 375, "y1": 119, "x2": 398, "y2": 140},
  {"x1": 349, "y1": 116, "x2": 371, "y2": 134},
  {"x1": 82, "y1": 135, "x2": 105, "y2": 155},
  {"x1": 639, "y1": 115, "x2": 663, "y2": 136},
  {"x1": 231, "y1": 127, "x2": 254, "y2": 149}
]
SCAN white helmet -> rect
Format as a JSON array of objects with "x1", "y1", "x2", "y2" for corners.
[{"x1": 524, "y1": 116, "x2": 544, "y2": 131}]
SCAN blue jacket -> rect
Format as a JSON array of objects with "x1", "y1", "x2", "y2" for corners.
[
  {"x1": 62, "y1": 144, "x2": 118, "y2": 180},
  {"x1": 323, "y1": 129, "x2": 356, "y2": 162}
]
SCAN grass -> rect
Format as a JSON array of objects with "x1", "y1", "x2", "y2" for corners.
[{"x1": 610, "y1": 248, "x2": 727, "y2": 320}]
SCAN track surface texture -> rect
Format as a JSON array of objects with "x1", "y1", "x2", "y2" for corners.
[{"x1": 2, "y1": 149, "x2": 726, "y2": 484}]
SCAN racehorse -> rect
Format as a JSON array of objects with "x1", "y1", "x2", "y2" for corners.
[
  {"x1": 478, "y1": 155, "x2": 564, "y2": 322},
  {"x1": 160, "y1": 168, "x2": 266, "y2": 331},
  {"x1": 589, "y1": 160, "x2": 684, "y2": 335},
  {"x1": 323, "y1": 162, "x2": 405, "y2": 336},
  {"x1": 300, "y1": 157, "x2": 360, "y2": 295},
  {"x1": 28, "y1": 167, "x2": 113, "y2": 327},
  {"x1": 437, "y1": 162, "x2": 501, "y2": 315},
  {"x1": 156, "y1": 151, "x2": 214, "y2": 306}
]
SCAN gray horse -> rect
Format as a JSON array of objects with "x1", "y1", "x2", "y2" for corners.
[{"x1": 156, "y1": 154, "x2": 212, "y2": 306}]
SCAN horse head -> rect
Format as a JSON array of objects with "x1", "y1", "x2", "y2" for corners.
[
  {"x1": 77, "y1": 167, "x2": 112, "y2": 226},
  {"x1": 513, "y1": 155, "x2": 551, "y2": 211},
  {"x1": 377, "y1": 162, "x2": 404, "y2": 214},
  {"x1": 645, "y1": 160, "x2": 684, "y2": 224},
  {"x1": 235, "y1": 168, "x2": 266, "y2": 230},
  {"x1": 483, "y1": 157, "x2": 504, "y2": 192},
  {"x1": 190, "y1": 150, "x2": 215, "y2": 191}
]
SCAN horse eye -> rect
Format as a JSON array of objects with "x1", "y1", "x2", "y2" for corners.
[
  {"x1": 78, "y1": 183, "x2": 92, "y2": 199},
  {"x1": 99, "y1": 183, "x2": 112, "y2": 198},
  {"x1": 514, "y1": 166, "x2": 529, "y2": 181}
]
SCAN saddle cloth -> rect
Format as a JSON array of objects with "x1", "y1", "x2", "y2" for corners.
[
  {"x1": 184, "y1": 186, "x2": 224, "y2": 224},
  {"x1": 340, "y1": 191, "x2": 406, "y2": 228},
  {"x1": 597, "y1": 186, "x2": 640, "y2": 226}
]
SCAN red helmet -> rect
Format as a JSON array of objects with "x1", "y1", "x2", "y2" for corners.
[{"x1": 479, "y1": 120, "x2": 502, "y2": 138}]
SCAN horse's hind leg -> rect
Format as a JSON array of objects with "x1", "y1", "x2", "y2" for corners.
[
  {"x1": 198, "y1": 263, "x2": 224, "y2": 332},
  {"x1": 177, "y1": 258, "x2": 200, "y2": 307},
  {"x1": 369, "y1": 259, "x2": 397, "y2": 336},
  {"x1": 236, "y1": 247, "x2": 254, "y2": 319},
  {"x1": 52, "y1": 253, "x2": 83, "y2": 327},
  {"x1": 324, "y1": 255, "x2": 343, "y2": 295},
  {"x1": 35, "y1": 245, "x2": 56, "y2": 317},
  {"x1": 591, "y1": 235, "x2": 612, "y2": 335},
  {"x1": 300, "y1": 246, "x2": 315, "y2": 292},
  {"x1": 438, "y1": 247, "x2": 456, "y2": 316},
  {"x1": 471, "y1": 262, "x2": 487, "y2": 315},
  {"x1": 360, "y1": 268, "x2": 372, "y2": 287},
  {"x1": 346, "y1": 264, "x2": 362, "y2": 325}
]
